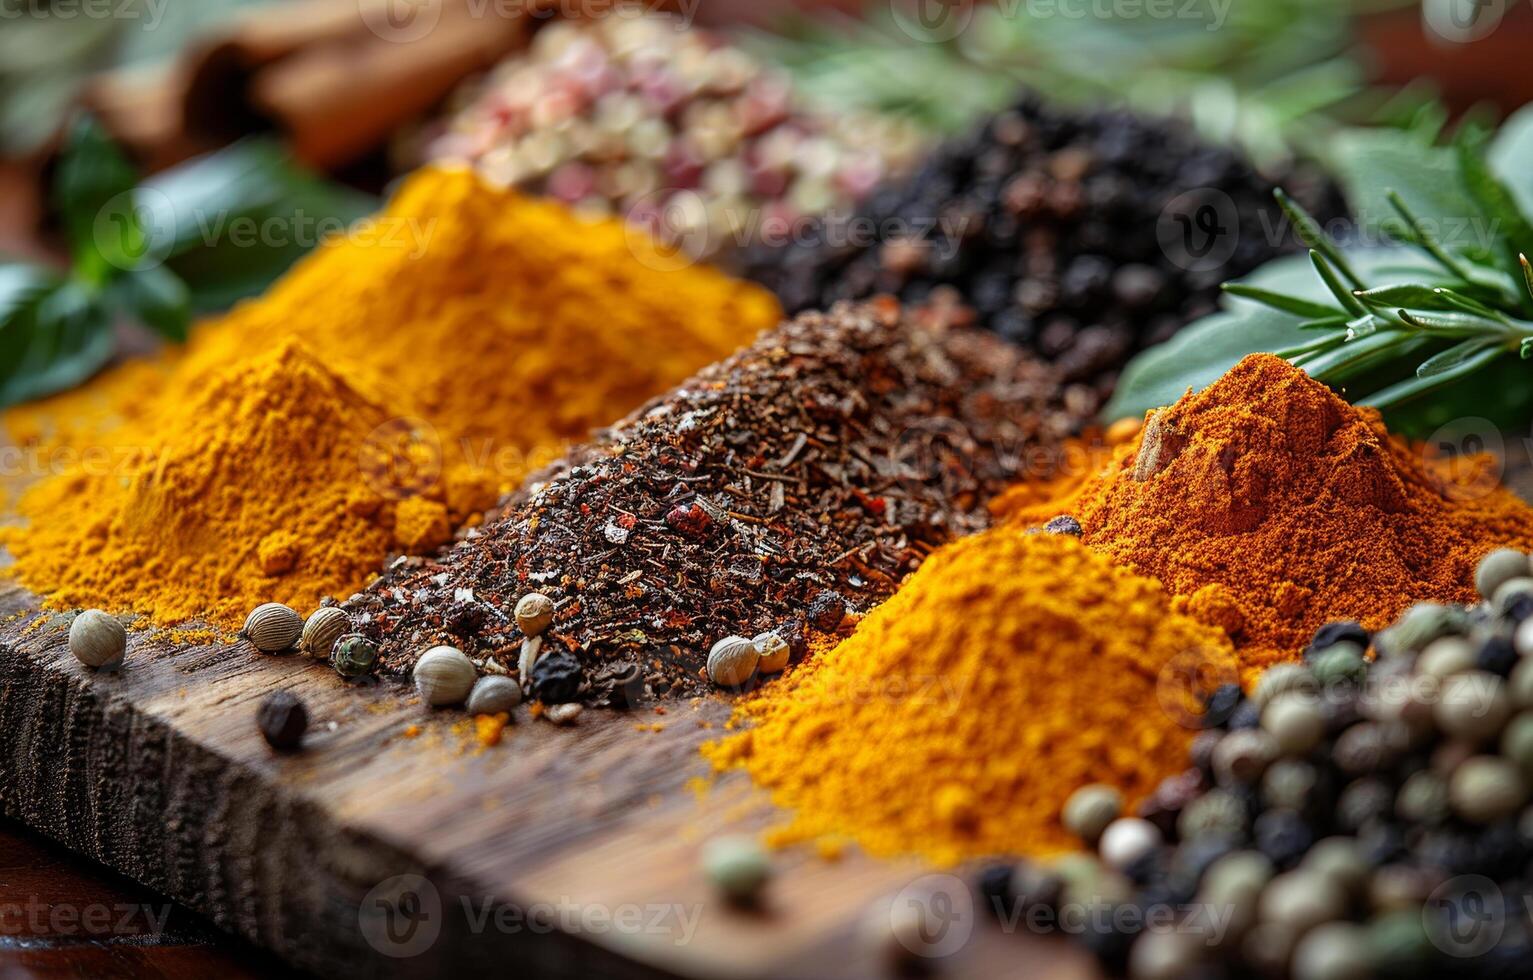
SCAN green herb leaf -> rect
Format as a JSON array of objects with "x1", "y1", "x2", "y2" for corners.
[
  {"x1": 1311, "y1": 250, "x2": 1366, "y2": 315},
  {"x1": 1456, "y1": 137, "x2": 1533, "y2": 308},
  {"x1": 1415, "y1": 338, "x2": 1501, "y2": 378},
  {"x1": 1221, "y1": 282, "x2": 1338, "y2": 318},
  {"x1": 0, "y1": 278, "x2": 114, "y2": 407},
  {"x1": 1279, "y1": 191, "x2": 1363, "y2": 289},
  {"x1": 53, "y1": 115, "x2": 142, "y2": 281},
  {"x1": 110, "y1": 265, "x2": 191, "y2": 343}
]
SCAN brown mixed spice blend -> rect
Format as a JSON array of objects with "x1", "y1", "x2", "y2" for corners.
[{"x1": 343, "y1": 301, "x2": 1096, "y2": 699}]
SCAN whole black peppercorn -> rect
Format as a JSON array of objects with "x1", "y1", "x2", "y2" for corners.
[
  {"x1": 1253, "y1": 809, "x2": 1313, "y2": 868},
  {"x1": 1202, "y1": 683, "x2": 1243, "y2": 727},
  {"x1": 806, "y1": 591, "x2": 848, "y2": 632},
  {"x1": 976, "y1": 863, "x2": 1015, "y2": 919},
  {"x1": 1226, "y1": 700, "x2": 1262, "y2": 731},
  {"x1": 530, "y1": 649, "x2": 583, "y2": 704},
  {"x1": 1042, "y1": 515, "x2": 1083, "y2": 537},
  {"x1": 1306, "y1": 621, "x2": 1370, "y2": 659},
  {"x1": 257, "y1": 691, "x2": 307, "y2": 751},
  {"x1": 1476, "y1": 635, "x2": 1519, "y2": 676}
]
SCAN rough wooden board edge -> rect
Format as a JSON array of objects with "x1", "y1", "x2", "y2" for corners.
[{"x1": 0, "y1": 589, "x2": 677, "y2": 980}]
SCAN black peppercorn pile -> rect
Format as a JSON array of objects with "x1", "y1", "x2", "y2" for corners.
[
  {"x1": 735, "y1": 94, "x2": 1344, "y2": 393},
  {"x1": 344, "y1": 300, "x2": 1095, "y2": 700},
  {"x1": 972, "y1": 548, "x2": 1533, "y2": 979}
]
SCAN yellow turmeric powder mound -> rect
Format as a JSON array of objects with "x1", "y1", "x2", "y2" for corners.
[
  {"x1": 6, "y1": 342, "x2": 419, "y2": 626},
  {"x1": 993, "y1": 354, "x2": 1533, "y2": 680},
  {"x1": 3, "y1": 166, "x2": 780, "y2": 626},
  {"x1": 702, "y1": 530, "x2": 1236, "y2": 865}
]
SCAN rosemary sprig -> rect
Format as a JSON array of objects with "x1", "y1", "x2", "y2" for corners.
[{"x1": 1232, "y1": 151, "x2": 1533, "y2": 410}]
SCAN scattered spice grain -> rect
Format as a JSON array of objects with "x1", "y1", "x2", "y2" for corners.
[{"x1": 343, "y1": 301, "x2": 1094, "y2": 698}]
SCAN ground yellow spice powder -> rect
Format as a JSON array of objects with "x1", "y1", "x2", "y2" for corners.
[
  {"x1": 3, "y1": 166, "x2": 780, "y2": 627},
  {"x1": 702, "y1": 530, "x2": 1236, "y2": 865}
]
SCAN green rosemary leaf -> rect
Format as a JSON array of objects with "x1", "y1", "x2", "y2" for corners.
[
  {"x1": 1397, "y1": 309, "x2": 1511, "y2": 336},
  {"x1": 1360, "y1": 344, "x2": 1505, "y2": 409},
  {"x1": 1521, "y1": 254, "x2": 1533, "y2": 306},
  {"x1": 1433, "y1": 287, "x2": 1510, "y2": 322},
  {"x1": 1415, "y1": 338, "x2": 1501, "y2": 378},
  {"x1": 1301, "y1": 329, "x2": 1424, "y2": 380},
  {"x1": 1384, "y1": 190, "x2": 1477, "y2": 283},
  {"x1": 1221, "y1": 282, "x2": 1337, "y2": 318},
  {"x1": 1279, "y1": 190, "x2": 1363, "y2": 289},
  {"x1": 1353, "y1": 284, "x2": 1456, "y2": 311},
  {"x1": 1346, "y1": 314, "x2": 1385, "y2": 339},
  {"x1": 1299, "y1": 315, "x2": 1350, "y2": 331},
  {"x1": 1311, "y1": 250, "x2": 1366, "y2": 315},
  {"x1": 1276, "y1": 332, "x2": 1347, "y2": 361}
]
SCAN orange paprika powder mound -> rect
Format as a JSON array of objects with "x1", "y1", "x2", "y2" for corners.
[{"x1": 993, "y1": 353, "x2": 1533, "y2": 681}]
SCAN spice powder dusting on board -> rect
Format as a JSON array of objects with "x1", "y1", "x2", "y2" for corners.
[
  {"x1": 996, "y1": 353, "x2": 1533, "y2": 681},
  {"x1": 344, "y1": 301, "x2": 1098, "y2": 697},
  {"x1": 2, "y1": 166, "x2": 780, "y2": 628}
]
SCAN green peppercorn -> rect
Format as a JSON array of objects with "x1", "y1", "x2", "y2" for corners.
[
  {"x1": 1177, "y1": 789, "x2": 1249, "y2": 841},
  {"x1": 1501, "y1": 712, "x2": 1533, "y2": 779},
  {"x1": 1310, "y1": 643, "x2": 1367, "y2": 688},
  {"x1": 1449, "y1": 755, "x2": 1528, "y2": 823},
  {"x1": 330, "y1": 633, "x2": 379, "y2": 678},
  {"x1": 1378, "y1": 602, "x2": 1462, "y2": 656},
  {"x1": 1062, "y1": 783, "x2": 1122, "y2": 845},
  {"x1": 1255, "y1": 663, "x2": 1317, "y2": 707},
  {"x1": 1435, "y1": 671, "x2": 1511, "y2": 742},
  {"x1": 701, "y1": 835, "x2": 771, "y2": 905},
  {"x1": 1366, "y1": 909, "x2": 1434, "y2": 973},
  {"x1": 1262, "y1": 758, "x2": 1318, "y2": 812},
  {"x1": 1417, "y1": 636, "x2": 1476, "y2": 678},
  {"x1": 1259, "y1": 870, "x2": 1346, "y2": 935},
  {"x1": 1395, "y1": 770, "x2": 1450, "y2": 826},
  {"x1": 1300, "y1": 838, "x2": 1367, "y2": 898},
  {"x1": 1476, "y1": 548, "x2": 1530, "y2": 602},
  {"x1": 1263, "y1": 693, "x2": 1325, "y2": 756},
  {"x1": 1214, "y1": 729, "x2": 1278, "y2": 785},
  {"x1": 1291, "y1": 922, "x2": 1373, "y2": 980}
]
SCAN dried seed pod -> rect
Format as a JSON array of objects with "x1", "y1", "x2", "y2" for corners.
[
  {"x1": 708, "y1": 635, "x2": 759, "y2": 687},
  {"x1": 68, "y1": 609, "x2": 126, "y2": 669},
  {"x1": 514, "y1": 592, "x2": 555, "y2": 637},
  {"x1": 545, "y1": 702, "x2": 583, "y2": 725},
  {"x1": 467, "y1": 675, "x2": 523, "y2": 715},
  {"x1": 242, "y1": 603, "x2": 303, "y2": 653},
  {"x1": 331, "y1": 634, "x2": 380, "y2": 679},
  {"x1": 257, "y1": 691, "x2": 308, "y2": 751},
  {"x1": 518, "y1": 635, "x2": 543, "y2": 691},
  {"x1": 300, "y1": 607, "x2": 350, "y2": 660},
  {"x1": 753, "y1": 631, "x2": 790, "y2": 675},
  {"x1": 413, "y1": 645, "x2": 476, "y2": 706}
]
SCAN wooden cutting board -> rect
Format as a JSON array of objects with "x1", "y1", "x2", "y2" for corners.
[{"x1": 0, "y1": 581, "x2": 1097, "y2": 979}]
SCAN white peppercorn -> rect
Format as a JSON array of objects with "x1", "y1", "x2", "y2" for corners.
[
  {"x1": 1263, "y1": 693, "x2": 1325, "y2": 756},
  {"x1": 1098, "y1": 817, "x2": 1162, "y2": 871},
  {"x1": 1450, "y1": 755, "x2": 1527, "y2": 823},
  {"x1": 1062, "y1": 784, "x2": 1122, "y2": 845},
  {"x1": 1435, "y1": 671, "x2": 1511, "y2": 742},
  {"x1": 68, "y1": 609, "x2": 126, "y2": 669},
  {"x1": 1476, "y1": 548, "x2": 1529, "y2": 602},
  {"x1": 467, "y1": 675, "x2": 523, "y2": 715},
  {"x1": 707, "y1": 635, "x2": 759, "y2": 687},
  {"x1": 413, "y1": 645, "x2": 476, "y2": 706},
  {"x1": 514, "y1": 592, "x2": 555, "y2": 637}
]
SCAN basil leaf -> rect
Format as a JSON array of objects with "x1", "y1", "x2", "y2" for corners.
[
  {"x1": 0, "y1": 279, "x2": 114, "y2": 407},
  {"x1": 1329, "y1": 128, "x2": 1475, "y2": 240},
  {"x1": 53, "y1": 115, "x2": 142, "y2": 281},
  {"x1": 110, "y1": 264, "x2": 191, "y2": 343}
]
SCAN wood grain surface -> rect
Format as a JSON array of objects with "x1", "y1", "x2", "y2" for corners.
[{"x1": 0, "y1": 580, "x2": 1096, "y2": 979}]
